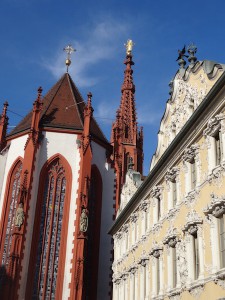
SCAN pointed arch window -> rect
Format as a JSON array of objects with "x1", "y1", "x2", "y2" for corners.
[
  {"x1": 0, "y1": 161, "x2": 22, "y2": 274},
  {"x1": 32, "y1": 159, "x2": 67, "y2": 299}
]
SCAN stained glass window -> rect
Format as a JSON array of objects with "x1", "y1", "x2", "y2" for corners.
[
  {"x1": 32, "y1": 159, "x2": 66, "y2": 299},
  {"x1": 1, "y1": 162, "x2": 22, "y2": 268}
]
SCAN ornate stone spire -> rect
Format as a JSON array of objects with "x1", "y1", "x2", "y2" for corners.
[{"x1": 111, "y1": 41, "x2": 143, "y2": 212}]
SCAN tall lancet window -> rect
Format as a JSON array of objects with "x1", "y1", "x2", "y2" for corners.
[
  {"x1": 32, "y1": 159, "x2": 67, "y2": 299},
  {"x1": 0, "y1": 161, "x2": 22, "y2": 275}
]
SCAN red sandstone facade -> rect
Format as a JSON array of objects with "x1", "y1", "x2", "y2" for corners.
[{"x1": 0, "y1": 51, "x2": 143, "y2": 299}]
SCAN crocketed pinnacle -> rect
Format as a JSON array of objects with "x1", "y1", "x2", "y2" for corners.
[{"x1": 117, "y1": 53, "x2": 137, "y2": 144}]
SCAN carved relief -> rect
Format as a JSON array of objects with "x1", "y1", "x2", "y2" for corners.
[
  {"x1": 176, "y1": 240, "x2": 188, "y2": 286},
  {"x1": 163, "y1": 227, "x2": 179, "y2": 247},
  {"x1": 150, "y1": 242, "x2": 163, "y2": 258},
  {"x1": 203, "y1": 193, "x2": 225, "y2": 218},
  {"x1": 166, "y1": 207, "x2": 180, "y2": 222},
  {"x1": 165, "y1": 167, "x2": 180, "y2": 183},
  {"x1": 203, "y1": 113, "x2": 225, "y2": 137},
  {"x1": 183, "y1": 210, "x2": 203, "y2": 234},
  {"x1": 150, "y1": 185, "x2": 163, "y2": 198},
  {"x1": 182, "y1": 144, "x2": 199, "y2": 163},
  {"x1": 151, "y1": 69, "x2": 210, "y2": 169},
  {"x1": 208, "y1": 165, "x2": 225, "y2": 187},
  {"x1": 184, "y1": 189, "x2": 199, "y2": 208}
]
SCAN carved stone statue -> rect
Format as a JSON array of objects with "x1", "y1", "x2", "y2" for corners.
[
  {"x1": 15, "y1": 203, "x2": 25, "y2": 229},
  {"x1": 80, "y1": 209, "x2": 88, "y2": 232}
]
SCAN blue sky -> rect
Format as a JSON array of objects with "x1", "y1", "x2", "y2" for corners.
[{"x1": 1, "y1": 0, "x2": 225, "y2": 174}]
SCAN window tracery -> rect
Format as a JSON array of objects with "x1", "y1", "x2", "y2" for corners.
[
  {"x1": 32, "y1": 159, "x2": 66, "y2": 299},
  {"x1": 1, "y1": 162, "x2": 22, "y2": 269}
]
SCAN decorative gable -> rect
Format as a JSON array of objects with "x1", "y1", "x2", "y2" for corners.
[{"x1": 150, "y1": 61, "x2": 224, "y2": 170}]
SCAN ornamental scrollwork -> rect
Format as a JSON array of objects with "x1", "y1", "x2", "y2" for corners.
[
  {"x1": 163, "y1": 227, "x2": 179, "y2": 247},
  {"x1": 165, "y1": 167, "x2": 180, "y2": 183},
  {"x1": 203, "y1": 193, "x2": 225, "y2": 218},
  {"x1": 150, "y1": 185, "x2": 163, "y2": 199},
  {"x1": 203, "y1": 113, "x2": 225, "y2": 137},
  {"x1": 150, "y1": 242, "x2": 163, "y2": 258},
  {"x1": 183, "y1": 210, "x2": 203, "y2": 234},
  {"x1": 182, "y1": 144, "x2": 199, "y2": 163}
]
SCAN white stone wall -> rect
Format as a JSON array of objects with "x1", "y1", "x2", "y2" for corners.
[
  {"x1": 16, "y1": 131, "x2": 81, "y2": 300},
  {"x1": 91, "y1": 142, "x2": 115, "y2": 300},
  {"x1": 0, "y1": 135, "x2": 28, "y2": 218}
]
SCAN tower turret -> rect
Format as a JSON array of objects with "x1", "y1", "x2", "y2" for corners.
[{"x1": 111, "y1": 40, "x2": 143, "y2": 212}]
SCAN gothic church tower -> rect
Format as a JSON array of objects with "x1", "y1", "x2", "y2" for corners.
[
  {"x1": 111, "y1": 40, "x2": 143, "y2": 213},
  {"x1": 0, "y1": 50, "x2": 115, "y2": 299}
]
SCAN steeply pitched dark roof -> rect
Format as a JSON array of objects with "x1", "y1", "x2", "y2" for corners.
[{"x1": 8, "y1": 73, "x2": 108, "y2": 144}]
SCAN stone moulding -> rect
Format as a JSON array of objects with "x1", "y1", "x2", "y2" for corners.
[
  {"x1": 187, "y1": 281, "x2": 205, "y2": 299},
  {"x1": 214, "y1": 270, "x2": 225, "y2": 289}
]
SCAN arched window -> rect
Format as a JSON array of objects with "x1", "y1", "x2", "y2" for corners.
[
  {"x1": 84, "y1": 165, "x2": 102, "y2": 300},
  {"x1": 31, "y1": 158, "x2": 69, "y2": 299},
  {"x1": 0, "y1": 160, "x2": 22, "y2": 281}
]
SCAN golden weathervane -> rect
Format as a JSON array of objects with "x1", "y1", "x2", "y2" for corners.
[{"x1": 125, "y1": 39, "x2": 134, "y2": 55}]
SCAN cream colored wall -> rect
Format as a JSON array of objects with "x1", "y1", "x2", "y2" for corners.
[
  {"x1": 151, "y1": 63, "x2": 224, "y2": 171},
  {"x1": 113, "y1": 66, "x2": 225, "y2": 299}
]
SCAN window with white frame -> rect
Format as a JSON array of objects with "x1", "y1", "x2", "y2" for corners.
[
  {"x1": 190, "y1": 158, "x2": 197, "y2": 190},
  {"x1": 172, "y1": 179, "x2": 177, "y2": 206},
  {"x1": 183, "y1": 211, "x2": 203, "y2": 281},
  {"x1": 172, "y1": 246, "x2": 177, "y2": 287},
  {"x1": 193, "y1": 231, "x2": 200, "y2": 280},
  {"x1": 215, "y1": 130, "x2": 223, "y2": 166},
  {"x1": 151, "y1": 186, "x2": 163, "y2": 223},
  {"x1": 219, "y1": 214, "x2": 225, "y2": 268},
  {"x1": 203, "y1": 193, "x2": 225, "y2": 271},
  {"x1": 163, "y1": 232, "x2": 179, "y2": 289},
  {"x1": 182, "y1": 144, "x2": 199, "y2": 193},
  {"x1": 150, "y1": 248, "x2": 162, "y2": 297},
  {"x1": 203, "y1": 114, "x2": 225, "y2": 171},
  {"x1": 158, "y1": 196, "x2": 161, "y2": 220},
  {"x1": 165, "y1": 167, "x2": 179, "y2": 209},
  {"x1": 156, "y1": 256, "x2": 160, "y2": 294}
]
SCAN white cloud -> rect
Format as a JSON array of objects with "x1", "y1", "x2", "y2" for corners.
[
  {"x1": 138, "y1": 105, "x2": 162, "y2": 125},
  {"x1": 95, "y1": 101, "x2": 117, "y2": 125},
  {"x1": 42, "y1": 19, "x2": 129, "y2": 87}
]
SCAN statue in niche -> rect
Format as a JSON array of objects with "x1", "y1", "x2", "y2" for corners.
[
  {"x1": 80, "y1": 208, "x2": 88, "y2": 233},
  {"x1": 15, "y1": 203, "x2": 25, "y2": 229}
]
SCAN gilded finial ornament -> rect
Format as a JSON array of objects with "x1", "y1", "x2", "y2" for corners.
[
  {"x1": 63, "y1": 44, "x2": 76, "y2": 72},
  {"x1": 125, "y1": 39, "x2": 134, "y2": 55}
]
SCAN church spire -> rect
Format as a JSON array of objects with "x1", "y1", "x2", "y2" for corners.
[{"x1": 111, "y1": 40, "x2": 143, "y2": 212}]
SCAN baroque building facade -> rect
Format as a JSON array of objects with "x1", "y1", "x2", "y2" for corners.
[
  {"x1": 110, "y1": 47, "x2": 225, "y2": 300},
  {"x1": 0, "y1": 42, "x2": 143, "y2": 300}
]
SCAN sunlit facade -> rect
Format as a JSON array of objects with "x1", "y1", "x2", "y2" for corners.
[{"x1": 110, "y1": 53, "x2": 225, "y2": 299}]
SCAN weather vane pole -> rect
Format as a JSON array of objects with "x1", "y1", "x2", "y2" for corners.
[
  {"x1": 63, "y1": 44, "x2": 76, "y2": 72},
  {"x1": 125, "y1": 39, "x2": 134, "y2": 55}
]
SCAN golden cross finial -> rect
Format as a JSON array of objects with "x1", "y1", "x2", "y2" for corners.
[
  {"x1": 125, "y1": 39, "x2": 134, "y2": 55},
  {"x1": 63, "y1": 44, "x2": 76, "y2": 72}
]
